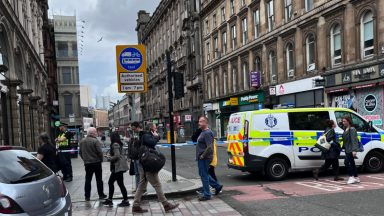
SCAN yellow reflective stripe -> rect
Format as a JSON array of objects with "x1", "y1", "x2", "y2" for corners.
[
  {"x1": 249, "y1": 140, "x2": 270, "y2": 147},
  {"x1": 381, "y1": 135, "x2": 384, "y2": 142},
  {"x1": 294, "y1": 131, "x2": 317, "y2": 146},
  {"x1": 250, "y1": 130, "x2": 270, "y2": 138}
]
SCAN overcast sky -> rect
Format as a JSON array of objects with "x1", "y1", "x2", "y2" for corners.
[{"x1": 48, "y1": 0, "x2": 161, "y2": 104}]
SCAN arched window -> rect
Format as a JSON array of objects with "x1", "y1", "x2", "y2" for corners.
[
  {"x1": 286, "y1": 43, "x2": 294, "y2": 77},
  {"x1": 269, "y1": 51, "x2": 277, "y2": 83},
  {"x1": 361, "y1": 10, "x2": 374, "y2": 59},
  {"x1": 331, "y1": 24, "x2": 342, "y2": 66},
  {"x1": 255, "y1": 56, "x2": 261, "y2": 72},
  {"x1": 223, "y1": 69, "x2": 228, "y2": 95},
  {"x1": 306, "y1": 34, "x2": 316, "y2": 71},
  {"x1": 242, "y1": 61, "x2": 249, "y2": 90}
]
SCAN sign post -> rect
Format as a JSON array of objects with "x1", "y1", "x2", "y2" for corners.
[{"x1": 116, "y1": 45, "x2": 147, "y2": 93}]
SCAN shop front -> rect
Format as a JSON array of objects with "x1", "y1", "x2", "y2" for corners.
[
  {"x1": 218, "y1": 91, "x2": 264, "y2": 138},
  {"x1": 271, "y1": 76, "x2": 324, "y2": 108},
  {"x1": 324, "y1": 63, "x2": 384, "y2": 129}
]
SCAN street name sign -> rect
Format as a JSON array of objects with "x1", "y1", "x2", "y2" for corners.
[{"x1": 116, "y1": 45, "x2": 147, "y2": 93}]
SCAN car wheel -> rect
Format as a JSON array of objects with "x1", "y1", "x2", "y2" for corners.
[
  {"x1": 265, "y1": 157, "x2": 288, "y2": 181},
  {"x1": 364, "y1": 151, "x2": 384, "y2": 173}
]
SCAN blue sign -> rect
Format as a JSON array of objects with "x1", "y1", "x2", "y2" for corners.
[{"x1": 119, "y1": 47, "x2": 143, "y2": 71}]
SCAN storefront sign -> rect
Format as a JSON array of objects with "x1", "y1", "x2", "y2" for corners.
[
  {"x1": 275, "y1": 76, "x2": 323, "y2": 96},
  {"x1": 221, "y1": 100, "x2": 231, "y2": 107},
  {"x1": 269, "y1": 86, "x2": 276, "y2": 95},
  {"x1": 363, "y1": 115, "x2": 383, "y2": 126},
  {"x1": 353, "y1": 66, "x2": 376, "y2": 79},
  {"x1": 333, "y1": 94, "x2": 355, "y2": 108},
  {"x1": 203, "y1": 103, "x2": 213, "y2": 111},
  {"x1": 239, "y1": 93, "x2": 264, "y2": 105},
  {"x1": 342, "y1": 71, "x2": 351, "y2": 84},
  {"x1": 250, "y1": 71, "x2": 261, "y2": 88},
  {"x1": 230, "y1": 97, "x2": 238, "y2": 106},
  {"x1": 364, "y1": 94, "x2": 377, "y2": 112},
  {"x1": 185, "y1": 115, "x2": 192, "y2": 122}
]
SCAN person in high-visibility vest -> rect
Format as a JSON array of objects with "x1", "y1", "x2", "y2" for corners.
[{"x1": 56, "y1": 123, "x2": 74, "y2": 182}]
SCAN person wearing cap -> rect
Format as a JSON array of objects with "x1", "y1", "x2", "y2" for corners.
[{"x1": 56, "y1": 123, "x2": 74, "y2": 182}]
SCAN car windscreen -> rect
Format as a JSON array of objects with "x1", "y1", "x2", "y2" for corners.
[{"x1": 0, "y1": 150, "x2": 53, "y2": 184}]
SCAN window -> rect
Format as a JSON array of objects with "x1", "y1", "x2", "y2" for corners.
[
  {"x1": 331, "y1": 24, "x2": 342, "y2": 66},
  {"x1": 213, "y1": 14, "x2": 217, "y2": 28},
  {"x1": 335, "y1": 111, "x2": 373, "y2": 132},
  {"x1": 222, "y1": 31, "x2": 227, "y2": 54},
  {"x1": 269, "y1": 51, "x2": 277, "y2": 83},
  {"x1": 214, "y1": 36, "x2": 218, "y2": 58},
  {"x1": 215, "y1": 74, "x2": 219, "y2": 97},
  {"x1": 0, "y1": 150, "x2": 52, "y2": 184},
  {"x1": 306, "y1": 34, "x2": 316, "y2": 71},
  {"x1": 205, "y1": 19, "x2": 209, "y2": 35},
  {"x1": 255, "y1": 56, "x2": 261, "y2": 72},
  {"x1": 241, "y1": 18, "x2": 248, "y2": 45},
  {"x1": 242, "y1": 0, "x2": 246, "y2": 6},
  {"x1": 285, "y1": 0, "x2": 293, "y2": 21},
  {"x1": 230, "y1": 0, "x2": 235, "y2": 15},
  {"x1": 267, "y1": 0, "x2": 275, "y2": 31},
  {"x1": 286, "y1": 43, "x2": 294, "y2": 77},
  {"x1": 57, "y1": 42, "x2": 68, "y2": 57},
  {"x1": 206, "y1": 42, "x2": 211, "y2": 63},
  {"x1": 231, "y1": 25, "x2": 237, "y2": 49},
  {"x1": 221, "y1": 7, "x2": 226, "y2": 22},
  {"x1": 207, "y1": 77, "x2": 212, "y2": 99},
  {"x1": 223, "y1": 70, "x2": 228, "y2": 95},
  {"x1": 64, "y1": 95, "x2": 73, "y2": 117},
  {"x1": 305, "y1": 0, "x2": 314, "y2": 12},
  {"x1": 232, "y1": 63, "x2": 237, "y2": 92},
  {"x1": 253, "y1": 9, "x2": 260, "y2": 39},
  {"x1": 62, "y1": 67, "x2": 72, "y2": 84},
  {"x1": 289, "y1": 112, "x2": 330, "y2": 130},
  {"x1": 242, "y1": 61, "x2": 249, "y2": 90},
  {"x1": 361, "y1": 11, "x2": 374, "y2": 59}
]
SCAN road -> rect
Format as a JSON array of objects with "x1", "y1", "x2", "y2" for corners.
[{"x1": 160, "y1": 145, "x2": 384, "y2": 216}]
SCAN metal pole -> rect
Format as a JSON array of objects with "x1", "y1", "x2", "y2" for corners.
[{"x1": 166, "y1": 50, "x2": 177, "y2": 182}]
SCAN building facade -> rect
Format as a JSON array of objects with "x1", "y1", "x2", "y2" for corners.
[
  {"x1": 136, "y1": 0, "x2": 203, "y2": 137},
  {"x1": 0, "y1": 0, "x2": 51, "y2": 150},
  {"x1": 201, "y1": 0, "x2": 384, "y2": 137},
  {"x1": 96, "y1": 95, "x2": 110, "y2": 110},
  {"x1": 53, "y1": 15, "x2": 82, "y2": 128}
]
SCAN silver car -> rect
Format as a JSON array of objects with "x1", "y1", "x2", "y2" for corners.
[{"x1": 0, "y1": 146, "x2": 72, "y2": 216}]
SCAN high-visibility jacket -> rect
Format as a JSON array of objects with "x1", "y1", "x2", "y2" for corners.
[
  {"x1": 210, "y1": 139, "x2": 217, "y2": 167},
  {"x1": 57, "y1": 132, "x2": 69, "y2": 148}
]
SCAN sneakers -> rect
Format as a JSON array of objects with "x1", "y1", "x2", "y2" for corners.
[
  {"x1": 102, "y1": 199, "x2": 113, "y2": 206},
  {"x1": 215, "y1": 185, "x2": 223, "y2": 195},
  {"x1": 198, "y1": 196, "x2": 211, "y2": 202},
  {"x1": 334, "y1": 176, "x2": 344, "y2": 181},
  {"x1": 117, "y1": 199, "x2": 130, "y2": 207},
  {"x1": 196, "y1": 190, "x2": 203, "y2": 195},
  {"x1": 347, "y1": 177, "x2": 358, "y2": 184},
  {"x1": 163, "y1": 202, "x2": 179, "y2": 212},
  {"x1": 355, "y1": 177, "x2": 361, "y2": 183},
  {"x1": 85, "y1": 197, "x2": 90, "y2": 202},
  {"x1": 64, "y1": 177, "x2": 72, "y2": 182},
  {"x1": 132, "y1": 206, "x2": 148, "y2": 213},
  {"x1": 99, "y1": 194, "x2": 107, "y2": 200}
]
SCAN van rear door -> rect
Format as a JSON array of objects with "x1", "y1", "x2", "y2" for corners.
[{"x1": 227, "y1": 113, "x2": 247, "y2": 168}]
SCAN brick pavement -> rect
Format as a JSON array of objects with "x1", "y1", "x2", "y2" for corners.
[{"x1": 71, "y1": 197, "x2": 241, "y2": 216}]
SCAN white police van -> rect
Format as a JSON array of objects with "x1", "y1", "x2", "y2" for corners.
[{"x1": 227, "y1": 108, "x2": 384, "y2": 180}]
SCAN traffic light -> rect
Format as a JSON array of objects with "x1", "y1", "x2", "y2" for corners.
[{"x1": 173, "y1": 72, "x2": 184, "y2": 99}]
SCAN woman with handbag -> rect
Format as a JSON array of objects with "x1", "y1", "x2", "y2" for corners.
[
  {"x1": 313, "y1": 120, "x2": 343, "y2": 181},
  {"x1": 103, "y1": 132, "x2": 130, "y2": 207},
  {"x1": 341, "y1": 116, "x2": 362, "y2": 184}
]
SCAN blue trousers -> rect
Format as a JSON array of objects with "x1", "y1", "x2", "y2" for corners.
[{"x1": 197, "y1": 159, "x2": 221, "y2": 198}]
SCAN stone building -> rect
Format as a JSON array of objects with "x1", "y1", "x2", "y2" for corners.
[
  {"x1": 53, "y1": 15, "x2": 82, "y2": 129},
  {"x1": 0, "y1": 0, "x2": 51, "y2": 150},
  {"x1": 136, "y1": 0, "x2": 203, "y2": 137},
  {"x1": 201, "y1": 0, "x2": 384, "y2": 137}
]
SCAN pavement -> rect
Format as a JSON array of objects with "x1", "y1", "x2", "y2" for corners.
[{"x1": 65, "y1": 157, "x2": 201, "y2": 203}]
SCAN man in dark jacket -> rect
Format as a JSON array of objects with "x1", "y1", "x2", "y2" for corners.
[
  {"x1": 131, "y1": 122, "x2": 179, "y2": 213},
  {"x1": 79, "y1": 127, "x2": 107, "y2": 201}
]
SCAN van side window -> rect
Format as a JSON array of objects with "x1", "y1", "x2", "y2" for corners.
[
  {"x1": 289, "y1": 112, "x2": 330, "y2": 131},
  {"x1": 335, "y1": 111, "x2": 373, "y2": 132}
]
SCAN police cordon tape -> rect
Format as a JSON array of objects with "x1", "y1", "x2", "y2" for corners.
[{"x1": 30, "y1": 136, "x2": 325, "y2": 154}]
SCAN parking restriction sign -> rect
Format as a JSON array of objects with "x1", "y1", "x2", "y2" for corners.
[{"x1": 116, "y1": 45, "x2": 147, "y2": 93}]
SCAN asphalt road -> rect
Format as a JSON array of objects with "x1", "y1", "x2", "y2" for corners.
[{"x1": 161, "y1": 145, "x2": 384, "y2": 216}]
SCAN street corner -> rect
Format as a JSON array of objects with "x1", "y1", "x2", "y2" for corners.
[
  {"x1": 224, "y1": 174, "x2": 384, "y2": 203},
  {"x1": 71, "y1": 197, "x2": 242, "y2": 216}
]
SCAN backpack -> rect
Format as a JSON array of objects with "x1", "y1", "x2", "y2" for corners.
[
  {"x1": 128, "y1": 138, "x2": 144, "y2": 160},
  {"x1": 139, "y1": 148, "x2": 166, "y2": 173}
]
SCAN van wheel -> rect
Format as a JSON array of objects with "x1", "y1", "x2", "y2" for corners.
[
  {"x1": 364, "y1": 151, "x2": 384, "y2": 173},
  {"x1": 265, "y1": 157, "x2": 288, "y2": 181}
]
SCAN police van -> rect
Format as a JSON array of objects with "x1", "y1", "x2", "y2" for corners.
[{"x1": 227, "y1": 108, "x2": 384, "y2": 180}]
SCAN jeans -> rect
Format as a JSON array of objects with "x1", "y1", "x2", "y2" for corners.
[
  {"x1": 108, "y1": 171, "x2": 128, "y2": 200},
  {"x1": 208, "y1": 165, "x2": 217, "y2": 181},
  {"x1": 198, "y1": 159, "x2": 221, "y2": 198},
  {"x1": 345, "y1": 153, "x2": 358, "y2": 177},
  {"x1": 84, "y1": 162, "x2": 104, "y2": 198},
  {"x1": 133, "y1": 163, "x2": 167, "y2": 207},
  {"x1": 320, "y1": 158, "x2": 340, "y2": 176},
  {"x1": 134, "y1": 160, "x2": 140, "y2": 189},
  {"x1": 58, "y1": 152, "x2": 73, "y2": 179}
]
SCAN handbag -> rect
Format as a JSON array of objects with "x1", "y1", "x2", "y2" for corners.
[
  {"x1": 129, "y1": 160, "x2": 135, "y2": 176},
  {"x1": 314, "y1": 130, "x2": 332, "y2": 152}
]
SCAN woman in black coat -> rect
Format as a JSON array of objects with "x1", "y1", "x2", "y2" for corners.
[{"x1": 313, "y1": 120, "x2": 343, "y2": 181}]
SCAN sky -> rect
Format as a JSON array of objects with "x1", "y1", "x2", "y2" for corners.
[{"x1": 48, "y1": 0, "x2": 161, "y2": 104}]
